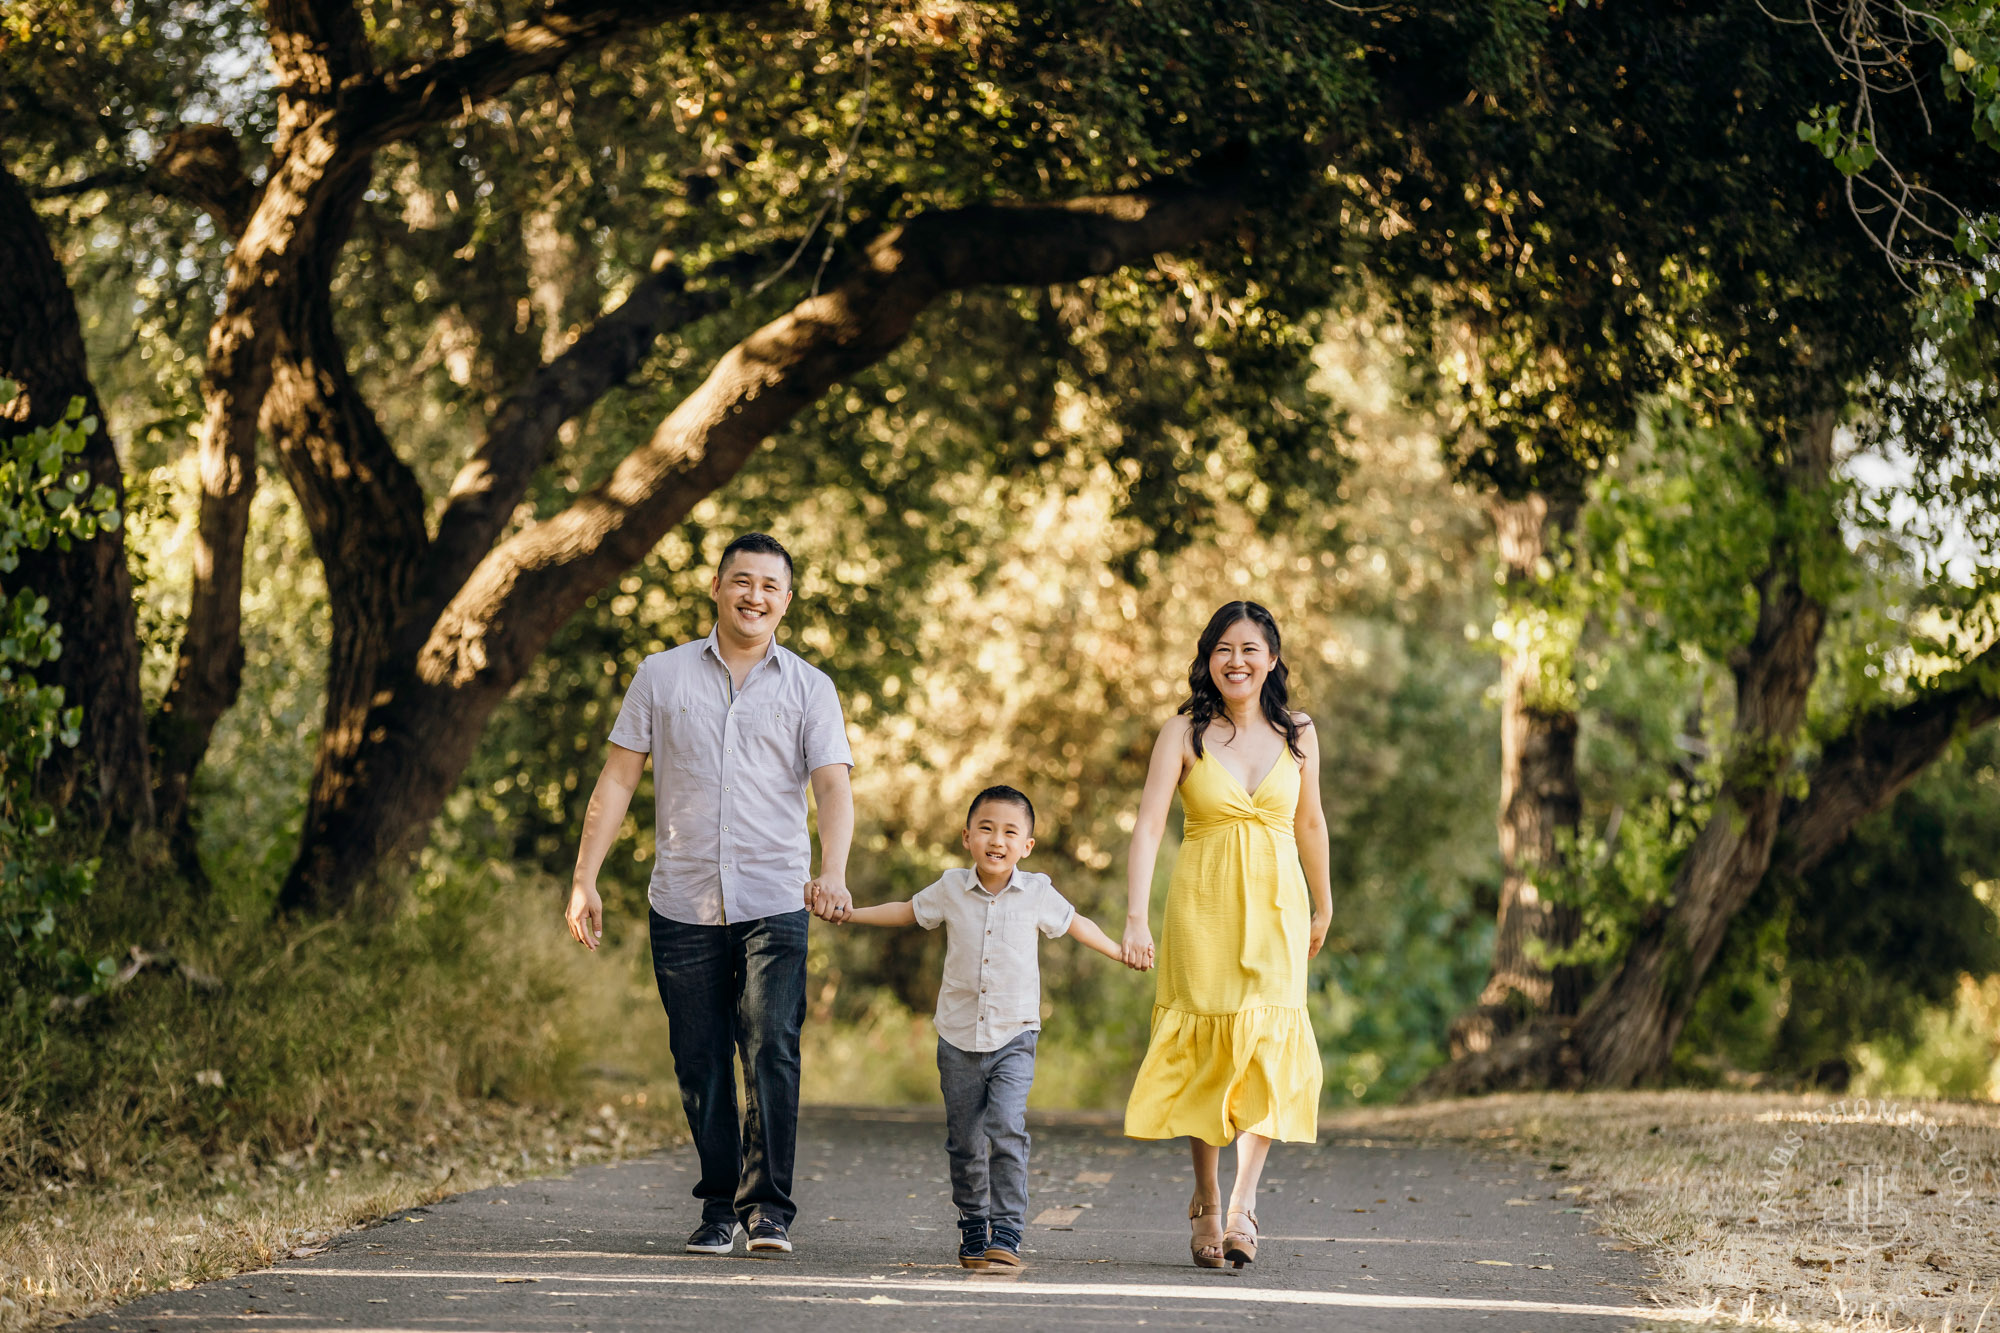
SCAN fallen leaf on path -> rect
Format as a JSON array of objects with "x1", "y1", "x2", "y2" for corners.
[
  {"x1": 495, "y1": 1277, "x2": 537, "y2": 1284},
  {"x1": 1471, "y1": 1260, "x2": 1513, "y2": 1266}
]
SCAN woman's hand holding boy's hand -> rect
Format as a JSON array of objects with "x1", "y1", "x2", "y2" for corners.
[{"x1": 1121, "y1": 916, "x2": 1155, "y2": 971}]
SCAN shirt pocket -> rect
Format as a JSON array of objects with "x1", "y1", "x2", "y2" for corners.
[
  {"x1": 664, "y1": 689, "x2": 725, "y2": 766},
  {"x1": 733, "y1": 702, "x2": 800, "y2": 769},
  {"x1": 986, "y1": 900, "x2": 1035, "y2": 959}
]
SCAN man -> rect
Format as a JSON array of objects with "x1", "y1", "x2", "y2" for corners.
[{"x1": 566, "y1": 532, "x2": 855, "y2": 1256}]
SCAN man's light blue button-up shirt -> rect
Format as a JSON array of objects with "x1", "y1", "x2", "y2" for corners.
[{"x1": 609, "y1": 630, "x2": 852, "y2": 925}]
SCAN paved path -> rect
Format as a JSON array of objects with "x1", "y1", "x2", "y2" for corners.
[{"x1": 70, "y1": 1108, "x2": 1668, "y2": 1333}]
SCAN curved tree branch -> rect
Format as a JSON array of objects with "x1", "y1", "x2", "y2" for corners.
[
  {"x1": 429, "y1": 184, "x2": 1248, "y2": 688},
  {"x1": 338, "y1": 0, "x2": 759, "y2": 153},
  {"x1": 413, "y1": 265, "x2": 730, "y2": 626},
  {"x1": 280, "y1": 177, "x2": 1247, "y2": 911},
  {"x1": 1774, "y1": 642, "x2": 2000, "y2": 878}
]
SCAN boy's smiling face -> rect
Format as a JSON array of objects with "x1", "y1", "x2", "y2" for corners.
[{"x1": 963, "y1": 798, "x2": 1035, "y2": 888}]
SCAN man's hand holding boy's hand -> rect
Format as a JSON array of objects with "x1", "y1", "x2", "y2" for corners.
[{"x1": 806, "y1": 874, "x2": 852, "y2": 922}]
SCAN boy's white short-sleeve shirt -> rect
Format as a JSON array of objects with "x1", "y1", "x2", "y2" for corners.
[{"x1": 911, "y1": 867, "x2": 1075, "y2": 1053}]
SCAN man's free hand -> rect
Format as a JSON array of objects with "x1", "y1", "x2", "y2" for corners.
[{"x1": 566, "y1": 881, "x2": 604, "y2": 950}]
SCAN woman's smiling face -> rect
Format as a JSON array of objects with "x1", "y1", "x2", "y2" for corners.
[{"x1": 1208, "y1": 618, "x2": 1274, "y2": 705}]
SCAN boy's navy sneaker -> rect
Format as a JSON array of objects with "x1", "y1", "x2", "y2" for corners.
[
  {"x1": 685, "y1": 1219, "x2": 738, "y2": 1254},
  {"x1": 983, "y1": 1222, "x2": 1024, "y2": 1269},
  {"x1": 745, "y1": 1216, "x2": 793, "y2": 1254},
  {"x1": 958, "y1": 1218, "x2": 992, "y2": 1270}
]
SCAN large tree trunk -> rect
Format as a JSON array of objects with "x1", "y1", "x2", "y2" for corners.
[
  {"x1": 276, "y1": 183, "x2": 1245, "y2": 913},
  {"x1": 0, "y1": 163, "x2": 153, "y2": 827},
  {"x1": 1449, "y1": 491, "x2": 1583, "y2": 1059},
  {"x1": 1569, "y1": 411, "x2": 1837, "y2": 1086},
  {"x1": 1412, "y1": 409, "x2": 1845, "y2": 1098},
  {"x1": 260, "y1": 160, "x2": 434, "y2": 881}
]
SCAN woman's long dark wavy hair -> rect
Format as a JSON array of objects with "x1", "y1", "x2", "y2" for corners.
[{"x1": 1179, "y1": 601, "x2": 1304, "y2": 761}]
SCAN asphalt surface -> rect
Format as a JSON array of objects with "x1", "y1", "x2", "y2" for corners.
[{"x1": 69, "y1": 1108, "x2": 1670, "y2": 1333}]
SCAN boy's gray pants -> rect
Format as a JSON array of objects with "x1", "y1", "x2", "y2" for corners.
[{"x1": 936, "y1": 1030, "x2": 1037, "y2": 1231}]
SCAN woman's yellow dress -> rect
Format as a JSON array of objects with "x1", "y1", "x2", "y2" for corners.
[{"x1": 1124, "y1": 749, "x2": 1321, "y2": 1145}]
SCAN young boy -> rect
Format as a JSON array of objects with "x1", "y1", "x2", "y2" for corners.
[{"x1": 838, "y1": 784, "x2": 1132, "y2": 1269}]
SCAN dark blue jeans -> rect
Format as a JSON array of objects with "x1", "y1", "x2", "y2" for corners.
[{"x1": 648, "y1": 907, "x2": 808, "y2": 1229}]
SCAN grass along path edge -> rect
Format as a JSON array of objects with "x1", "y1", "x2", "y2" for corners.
[
  {"x1": 1330, "y1": 1091, "x2": 2000, "y2": 1333},
  {"x1": 0, "y1": 1096, "x2": 683, "y2": 1333}
]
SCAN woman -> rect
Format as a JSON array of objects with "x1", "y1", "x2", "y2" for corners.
[{"x1": 1121, "y1": 601, "x2": 1332, "y2": 1269}]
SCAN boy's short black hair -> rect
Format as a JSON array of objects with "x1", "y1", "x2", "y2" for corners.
[
  {"x1": 717, "y1": 532, "x2": 794, "y2": 587},
  {"x1": 966, "y1": 784, "x2": 1035, "y2": 833}
]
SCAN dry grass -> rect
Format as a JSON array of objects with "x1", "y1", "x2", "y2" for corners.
[
  {"x1": 0, "y1": 1099, "x2": 680, "y2": 1333},
  {"x1": 1331, "y1": 1092, "x2": 2000, "y2": 1332},
  {"x1": 0, "y1": 867, "x2": 689, "y2": 1333}
]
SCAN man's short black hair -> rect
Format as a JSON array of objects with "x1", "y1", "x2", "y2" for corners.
[
  {"x1": 717, "y1": 532, "x2": 794, "y2": 586},
  {"x1": 966, "y1": 784, "x2": 1035, "y2": 833}
]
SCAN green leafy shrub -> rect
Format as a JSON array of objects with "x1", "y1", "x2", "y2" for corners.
[{"x1": 0, "y1": 385, "x2": 121, "y2": 1011}]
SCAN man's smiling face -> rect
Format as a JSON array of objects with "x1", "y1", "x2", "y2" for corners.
[{"x1": 710, "y1": 550, "x2": 793, "y2": 646}]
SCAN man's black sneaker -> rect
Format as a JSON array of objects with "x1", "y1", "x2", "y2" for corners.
[
  {"x1": 745, "y1": 1216, "x2": 793, "y2": 1254},
  {"x1": 958, "y1": 1218, "x2": 992, "y2": 1270},
  {"x1": 685, "y1": 1219, "x2": 739, "y2": 1254}
]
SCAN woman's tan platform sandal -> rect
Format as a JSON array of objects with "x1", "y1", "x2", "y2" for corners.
[
  {"x1": 1222, "y1": 1207, "x2": 1260, "y2": 1268},
  {"x1": 1189, "y1": 1196, "x2": 1225, "y2": 1269}
]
